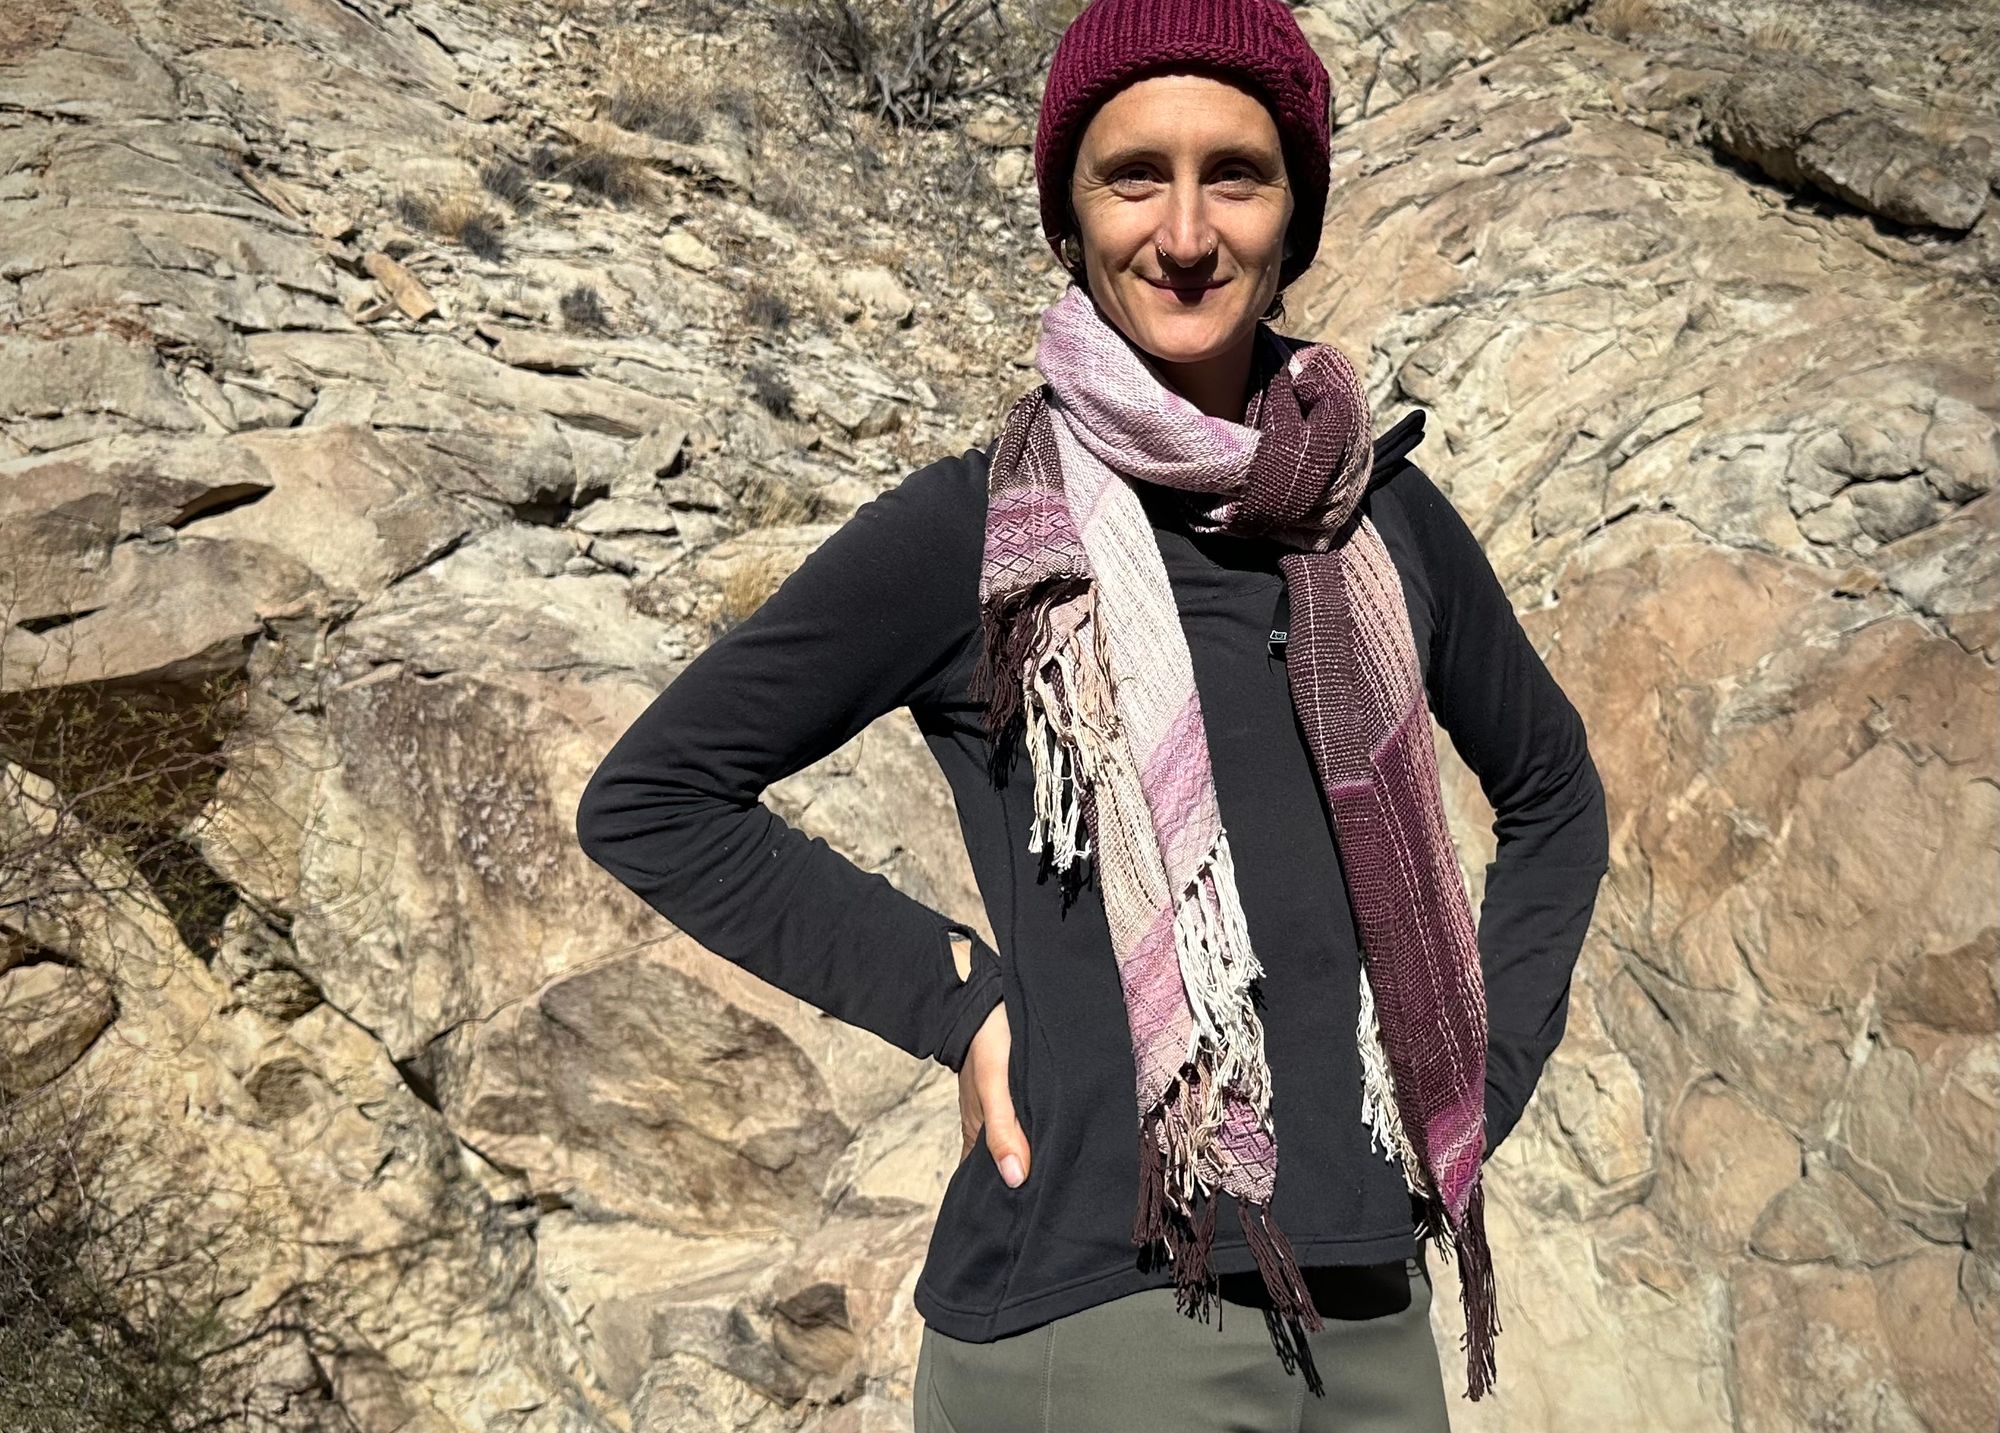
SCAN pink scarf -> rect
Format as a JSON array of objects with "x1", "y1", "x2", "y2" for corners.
[{"x1": 972, "y1": 283, "x2": 1500, "y2": 1399}]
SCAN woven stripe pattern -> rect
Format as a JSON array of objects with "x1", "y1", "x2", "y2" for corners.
[{"x1": 972, "y1": 282, "x2": 1502, "y2": 1399}]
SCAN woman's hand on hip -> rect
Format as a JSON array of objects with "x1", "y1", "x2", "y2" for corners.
[{"x1": 958, "y1": 1000, "x2": 1030, "y2": 1187}]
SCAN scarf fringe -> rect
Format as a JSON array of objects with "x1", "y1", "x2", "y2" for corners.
[
  {"x1": 1414, "y1": 1175, "x2": 1502, "y2": 1401},
  {"x1": 1357, "y1": 961, "x2": 1427, "y2": 1191},
  {"x1": 1020, "y1": 585, "x2": 1123, "y2": 874},
  {"x1": 1131, "y1": 1101, "x2": 1326, "y2": 1336},
  {"x1": 1173, "y1": 833, "x2": 1272, "y2": 1121},
  {"x1": 970, "y1": 575, "x2": 1088, "y2": 785},
  {"x1": 1025, "y1": 694, "x2": 1091, "y2": 870},
  {"x1": 1176, "y1": 1170, "x2": 1222, "y2": 1320},
  {"x1": 1240, "y1": 1196, "x2": 1322, "y2": 1333}
]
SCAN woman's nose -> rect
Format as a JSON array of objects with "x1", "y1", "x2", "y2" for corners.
[{"x1": 1154, "y1": 185, "x2": 1219, "y2": 268}]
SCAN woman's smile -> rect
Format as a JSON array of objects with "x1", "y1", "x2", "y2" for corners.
[{"x1": 1145, "y1": 274, "x2": 1228, "y2": 299}]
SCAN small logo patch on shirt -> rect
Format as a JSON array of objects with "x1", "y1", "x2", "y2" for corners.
[{"x1": 1268, "y1": 628, "x2": 1289, "y2": 659}]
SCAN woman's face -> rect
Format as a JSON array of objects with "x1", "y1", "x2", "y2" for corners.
[{"x1": 1067, "y1": 70, "x2": 1294, "y2": 369}]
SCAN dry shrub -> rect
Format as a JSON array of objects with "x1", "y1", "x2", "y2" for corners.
[
  {"x1": 925, "y1": 123, "x2": 1003, "y2": 210},
  {"x1": 775, "y1": 0, "x2": 1063, "y2": 130},
  {"x1": 530, "y1": 139, "x2": 661, "y2": 207},
  {"x1": 1, "y1": 302, "x2": 205, "y2": 365},
  {"x1": 741, "y1": 480, "x2": 820, "y2": 528},
  {"x1": 560, "y1": 283, "x2": 614, "y2": 333},
  {"x1": 0, "y1": 1080, "x2": 285, "y2": 1433},
  {"x1": 713, "y1": 549, "x2": 799, "y2": 630},
  {"x1": 479, "y1": 154, "x2": 537, "y2": 213},
  {"x1": 395, "y1": 189, "x2": 507, "y2": 261},
  {"x1": 1590, "y1": 0, "x2": 1665, "y2": 41}
]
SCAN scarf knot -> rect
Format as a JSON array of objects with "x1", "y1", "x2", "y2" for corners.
[{"x1": 1034, "y1": 285, "x2": 1377, "y2": 550}]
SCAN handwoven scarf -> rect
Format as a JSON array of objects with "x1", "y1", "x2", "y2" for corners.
[{"x1": 971, "y1": 282, "x2": 1500, "y2": 1399}]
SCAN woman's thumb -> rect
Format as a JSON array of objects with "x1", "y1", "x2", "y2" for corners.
[{"x1": 985, "y1": 1100, "x2": 1031, "y2": 1188}]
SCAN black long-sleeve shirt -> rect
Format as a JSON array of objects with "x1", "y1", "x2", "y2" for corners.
[{"x1": 574, "y1": 409, "x2": 1610, "y2": 1342}]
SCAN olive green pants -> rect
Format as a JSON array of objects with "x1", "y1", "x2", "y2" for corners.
[{"x1": 915, "y1": 1252, "x2": 1454, "y2": 1433}]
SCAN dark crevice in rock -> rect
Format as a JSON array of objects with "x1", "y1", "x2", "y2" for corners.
[
  {"x1": 127, "y1": 832, "x2": 239, "y2": 964},
  {"x1": 15, "y1": 606, "x2": 105, "y2": 635},
  {"x1": 394, "y1": 1053, "x2": 445, "y2": 1114},
  {"x1": 171, "y1": 481, "x2": 270, "y2": 528},
  {"x1": 4, "y1": 942, "x2": 80, "y2": 971},
  {"x1": 509, "y1": 475, "x2": 612, "y2": 528}
]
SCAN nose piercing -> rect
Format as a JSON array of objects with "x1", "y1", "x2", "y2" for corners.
[{"x1": 1157, "y1": 240, "x2": 1218, "y2": 266}]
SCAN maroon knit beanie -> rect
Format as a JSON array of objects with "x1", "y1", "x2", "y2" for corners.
[{"x1": 1034, "y1": 0, "x2": 1334, "y2": 289}]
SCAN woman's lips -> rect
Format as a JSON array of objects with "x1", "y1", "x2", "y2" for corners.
[{"x1": 1145, "y1": 276, "x2": 1227, "y2": 297}]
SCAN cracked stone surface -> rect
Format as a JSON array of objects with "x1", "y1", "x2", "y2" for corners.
[{"x1": 1, "y1": 0, "x2": 1994, "y2": 1428}]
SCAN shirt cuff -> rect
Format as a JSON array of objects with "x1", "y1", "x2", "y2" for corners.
[{"x1": 934, "y1": 925, "x2": 1004, "y2": 1074}]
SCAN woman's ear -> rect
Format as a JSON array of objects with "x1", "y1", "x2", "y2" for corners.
[{"x1": 1061, "y1": 204, "x2": 1090, "y2": 285}]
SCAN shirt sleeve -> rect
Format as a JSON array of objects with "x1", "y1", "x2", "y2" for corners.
[
  {"x1": 573, "y1": 451, "x2": 1005, "y2": 1074},
  {"x1": 1390, "y1": 460, "x2": 1612, "y2": 1161}
]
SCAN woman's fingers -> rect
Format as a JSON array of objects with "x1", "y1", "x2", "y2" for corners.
[
  {"x1": 975, "y1": 1017, "x2": 1030, "y2": 1189},
  {"x1": 957, "y1": 1002, "x2": 1004, "y2": 1159},
  {"x1": 955, "y1": 1001, "x2": 1029, "y2": 1185}
]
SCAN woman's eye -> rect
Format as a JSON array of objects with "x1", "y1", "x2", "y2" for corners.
[{"x1": 1106, "y1": 163, "x2": 1262, "y2": 190}]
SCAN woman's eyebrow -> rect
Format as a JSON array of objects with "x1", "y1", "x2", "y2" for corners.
[{"x1": 1090, "y1": 141, "x2": 1281, "y2": 170}]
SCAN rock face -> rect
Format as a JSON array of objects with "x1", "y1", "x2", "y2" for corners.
[{"x1": 1, "y1": 1, "x2": 1993, "y2": 1431}]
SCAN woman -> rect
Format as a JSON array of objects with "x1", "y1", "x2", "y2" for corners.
[{"x1": 574, "y1": 0, "x2": 1610, "y2": 1427}]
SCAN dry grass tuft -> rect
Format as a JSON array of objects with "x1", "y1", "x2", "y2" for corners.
[
  {"x1": 1589, "y1": 0, "x2": 1665, "y2": 41},
  {"x1": 741, "y1": 480, "x2": 820, "y2": 528},
  {"x1": 530, "y1": 139, "x2": 661, "y2": 207},
  {"x1": 746, "y1": 362, "x2": 796, "y2": 418},
  {"x1": 713, "y1": 549, "x2": 798, "y2": 628},
  {"x1": 756, "y1": 165, "x2": 817, "y2": 223},
  {"x1": 774, "y1": 0, "x2": 1073, "y2": 130},
  {"x1": 1743, "y1": 16, "x2": 1811, "y2": 54},
  {"x1": 479, "y1": 154, "x2": 538, "y2": 213},
  {"x1": 560, "y1": 284, "x2": 614, "y2": 333},
  {"x1": 1914, "y1": 57, "x2": 1999, "y2": 146},
  {"x1": 598, "y1": 36, "x2": 762, "y2": 147},
  {"x1": 607, "y1": 80, "x2": 705, "y2": 143},
  {"x1": 740, "y1": 282, "x2": 794, "y2": 332},
  {"x1": 396, "y1": 189, "x2": 508, "y2": 261}
]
